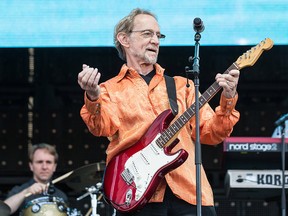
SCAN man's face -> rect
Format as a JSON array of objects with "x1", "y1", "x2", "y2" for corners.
[
  {"x1": 126, "y1": 14, "x2": 162, "y2": 65},
  {"x1": 29, "y1": 149, "x2": 57, "y2": 183}
]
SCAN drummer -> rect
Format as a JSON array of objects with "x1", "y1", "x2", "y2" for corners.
[{"x1": 4, "y1": 143, "x2": 68, "y2": 215}]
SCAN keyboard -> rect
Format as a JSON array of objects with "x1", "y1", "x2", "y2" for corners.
[
  {"x1": 225, "y1": 169, "x2": 288, "y2": 199},
  {"x1": 223, "y1": 137, "x2": 288, "y2": 152}
]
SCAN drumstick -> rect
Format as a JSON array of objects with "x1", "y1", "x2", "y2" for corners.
[
  {"x1": 24, "y1": 171, "x2": 73, "y2": 197},
  {"x1": 97, "y1": 193, "x2": 103, "y2": 200},
  {"x1": 51, "y1": 171, "x2": 73, "y2": 184},
  {"x1": 85, "y1": 208, "x2": 92, "y2": 216}
]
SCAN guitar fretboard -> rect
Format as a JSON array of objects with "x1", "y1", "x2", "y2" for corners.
[{"x1": 156, "y1": 63, "x2": 239, "y2": 148}]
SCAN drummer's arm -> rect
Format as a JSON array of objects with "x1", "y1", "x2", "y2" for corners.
[
  {"x1": 4, "y1": 189, "x2": 28, "y2": 214},
  {"x1": 5, "y1": 182, "x2": 47, "y2": 214}
]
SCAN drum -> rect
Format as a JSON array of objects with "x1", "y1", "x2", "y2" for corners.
[
  {"x1": 21, "y1": 196, "x2": 68, "y2": 216},
  {"x1": 66, "y1": 207, "x2": 82, "y2": 216}
]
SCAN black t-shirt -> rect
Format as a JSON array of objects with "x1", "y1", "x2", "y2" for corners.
[
  {"x1": 140, "y1": 69, "x2": 156, "y2": 85},
  {"x1": 7, "y1": 178, "x2": 68, "y2": 216}
]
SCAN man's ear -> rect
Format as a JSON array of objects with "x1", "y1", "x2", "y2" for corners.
[
  {"x1": 117, "y1": 32, "x2": 129, "y2": 48},
  {"x1": 29, "y1": 162, "x2": 33, "y2": 172}
]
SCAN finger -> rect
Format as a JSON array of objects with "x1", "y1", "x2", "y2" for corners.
[
  {"x1": 217, "y1": 78, "x2": 233, "y2": 89},
  {"x1": 80, "y1": 67, "x2": 96, "y2": 87},
  {"x1": 215, "y1": 73, "x2": 231, "y2": 82},
  {"x1": 78, "y1": 65, "x2": 91, "y2": 82},
  {"x1": 216, "y1": 74, "x2": 229, "y2": 84},
  {"x1": 92, "y1": 71, "x2": 101, "y2": 88},
  {"x1": 85, "y1": 68, "x2": 99, "y2": 87},
  {"x1": 31, "y1": 186, "x2": 41, "y2": 195},
  {"x1": 229, "y1": 69, "x2": 240, "y2": 78},
  {"x1": 228, "y1": 70, "x2": 240, "y2": 85},
  {"x1": 83, "y1": 64, "x2": 89, "y2": 69},
  {"x1": 225, "y1": 80, "x2": 233, "y2": 88},
  {"x1": 44, "y1": 184, "x2": 49, "y2": 194},
  {"x1": 222, "y1": 74, "x2": 236, "y2": 84},
  {"x1": 215, "y1": 73, "x2": 222, "y2": 80},
  {"x1": 220, "y1": 80, "x2": 231, "y2": 88}
]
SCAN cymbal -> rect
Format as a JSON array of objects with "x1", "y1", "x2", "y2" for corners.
[
  {"x1": 63, "y1": 162, "x2": 106, "y2": 193},
  {"x1": 0, "y1": 200, "x2": 11, "y2": 216}
]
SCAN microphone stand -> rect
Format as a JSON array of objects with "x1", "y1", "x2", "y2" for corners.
[
  {"x1": 185, "y1": 31, "x2": 202, "y2": 216},
  {"x1": 274, "y1": 115, "x2": 288, "y2": 216},
  {"x1": 77, "y1": 183, "x2": 102, "y2": 216},
  {"x1": 279, "y1": 123, "x2": 287, "y2": 216}
]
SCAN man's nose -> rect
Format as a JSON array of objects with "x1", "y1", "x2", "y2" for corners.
[
  {"x1": 42, "y1": 162, "x2": 48, "y2": 168},
  {"x1": 150, "y1": 35, "x2": 160, "y2": 44}
]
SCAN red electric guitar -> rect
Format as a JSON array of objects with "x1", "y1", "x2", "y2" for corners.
[{"x1": 103, "y1": 38, "x2": 274, "y2": 213}]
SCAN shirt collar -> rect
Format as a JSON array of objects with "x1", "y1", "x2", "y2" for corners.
[{"x1": 116, "y1": 63, "x2": 165, "y2": 82}]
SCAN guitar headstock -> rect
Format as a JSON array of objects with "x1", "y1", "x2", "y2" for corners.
[{"x1": 235, "y1": 38, "x2": 274, "y2": 69}]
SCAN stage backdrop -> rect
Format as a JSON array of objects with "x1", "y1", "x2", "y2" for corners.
[{"x1": 0, "y1": 0, "x2": 287, "y2": 47}]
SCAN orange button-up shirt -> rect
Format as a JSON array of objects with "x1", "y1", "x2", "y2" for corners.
[{"x1": 80, "y1": 63, "x2": 240, "y2": 206}]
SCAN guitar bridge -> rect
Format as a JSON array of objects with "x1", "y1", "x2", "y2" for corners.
[{"x1": 121, "y1": 168, "x2": 134, "y2": 185}]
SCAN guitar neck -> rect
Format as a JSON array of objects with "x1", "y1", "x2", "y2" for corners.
[
  {"x1": 158, "y1": 63, "x2": 239, "y2": 147},
  {"x1": 156, "y1": 37, "x2": 274, "y2": 148}
]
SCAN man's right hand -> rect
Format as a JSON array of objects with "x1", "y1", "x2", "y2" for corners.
[
  {"x1": 78, "y1": 64, "x2": 102, "y2": 101},
  {"x1": 26, "y1": 182, "x2": 48, "y2": 196}
]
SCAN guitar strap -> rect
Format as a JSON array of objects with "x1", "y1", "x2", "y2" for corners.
[{"x1": 164, "y1": 75, "x2": 178, "y2": 115}]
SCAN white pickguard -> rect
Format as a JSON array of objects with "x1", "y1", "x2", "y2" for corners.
[{"x1": 122, "y1": 133, "x2": 180, "y2": 201}]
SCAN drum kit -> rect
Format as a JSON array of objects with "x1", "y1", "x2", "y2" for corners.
[{"x1": 1, "y1": 162, "x2": 115, "y2": 216}]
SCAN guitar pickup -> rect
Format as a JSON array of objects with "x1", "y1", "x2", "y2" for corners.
[{"x1": 121, "y1": 168, "x2": 135, "y2": 185}]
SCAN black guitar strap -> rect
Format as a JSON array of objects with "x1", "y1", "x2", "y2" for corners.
[{"x1": 164, "y1": 75, "x2": 178, "y2": 116}]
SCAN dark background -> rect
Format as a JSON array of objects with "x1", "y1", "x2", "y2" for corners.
[{"x1": 0, "y1": 43, "x2": 287, "y2": 215}]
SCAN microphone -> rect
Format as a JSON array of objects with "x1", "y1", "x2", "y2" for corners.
[
  {"x1": 275, "y1": 113, "x2": 288, "y2": 126},
  {"x1": 193, "y1": 17, "x2": 205, "y2": 33}
]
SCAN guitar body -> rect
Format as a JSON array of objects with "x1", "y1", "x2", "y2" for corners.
[{"x1": 103, "y1": 109, "x2": 189, "y2": 213}]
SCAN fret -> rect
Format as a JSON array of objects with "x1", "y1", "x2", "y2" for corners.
[
  {"x1": 161, "y1": 131, "x2": 169, "y2": 141},
  {"x1": 169, "y1": 124, "x2": 177, "y2": 134},
  {"x1": 174, "y1": 120, "x2": 182, "y2": 129},
  {"x1": 183, "y1": 114, "x2": 191, "y2": 124},
  {"x1": 187, "y1": 106, "x2": 195, "y2": 116},
  {"x1": 157, "y1": 137, "x2": 166, "y2": 148},
  {"x1": 155, "y1": 139, "x2": 162, "y2": 148},
  {"x1": 185, "y1": 110, "x2": 193, "y2": 118},
  {"x1": 166, "y1": 128, "x2": 173, "y2": 138},
  {"x1": 165, "y1": 129, "x2": 174, "y2": 139},
  {"x1": 206, "y1": 89, "x2": 212, "y2": 96},
  {"x1": 199, "y1": 99, "x2": 204, "y2": 106},
  {"x1": 171, "y1": 124, "x2": 179, "y2": 132},
  {"x1": 209, "y1": 85, "x2": 217, "y2": 93},
  {"x1": 201, "y1": 93, "x2": 209, "y2": 102},
  {"x1": 180, "y1": 115, "x2": 189, "y2": 124}
]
